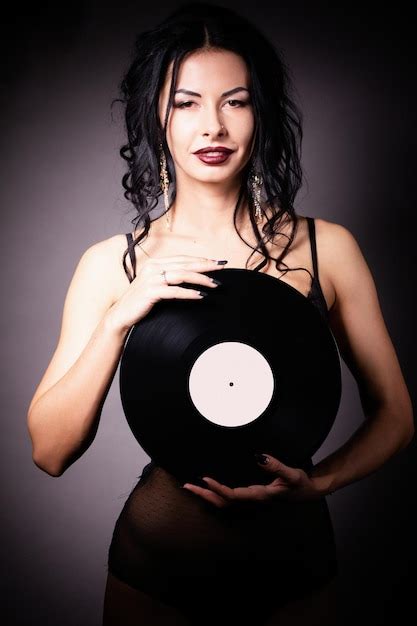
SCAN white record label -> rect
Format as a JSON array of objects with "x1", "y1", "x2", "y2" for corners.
[{"x1": 188, "y1": 341, "x2": 275, "y2": 427}]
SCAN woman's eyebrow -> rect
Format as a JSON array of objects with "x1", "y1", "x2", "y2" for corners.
[{"x1": 174, "y1": 86, "x2": 250, "y2": 97}]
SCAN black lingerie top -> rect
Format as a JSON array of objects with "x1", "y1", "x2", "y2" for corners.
[
  {"x1": 125, "y1": 215, "x2": 329, "y2": 322},
  {"x1": 106, "y1": 216, "x2": 338, "y2": 615}
]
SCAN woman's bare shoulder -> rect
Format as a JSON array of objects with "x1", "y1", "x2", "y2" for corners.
[
  {"x1": 78, "y1": 232, "x2": 134, "y2": 302},
  {"x1": 313, "y1": 216, "x2": 358, "y2": 254},
  {"x1": 307, "y1": 216, "x2": 366, "y2": 312},
  {"x1": 81, "y1": 233, "x2": 129, "y2": 271},
  {"x1": 313, "y1": 217, "x2": 365, "y2": 276},
  {"x1": 315, "y1": 216, "x2": 369, "y2": 271},
  {"x1": 313, "y1": 216, "x2": 378, "y2": 312}
]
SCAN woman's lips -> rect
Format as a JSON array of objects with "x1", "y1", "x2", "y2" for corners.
[{"x1": 195, "y1": 151, "x2": 233, "y2": 165}]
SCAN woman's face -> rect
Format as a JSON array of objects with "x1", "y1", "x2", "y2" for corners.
[{"x1": 158, "y1": 49, "x2": 255, "y2": 186}]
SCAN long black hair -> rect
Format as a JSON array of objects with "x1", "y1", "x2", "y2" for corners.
[{"x1": 114, "y1": 1, "x2": 304, "y2": 282}]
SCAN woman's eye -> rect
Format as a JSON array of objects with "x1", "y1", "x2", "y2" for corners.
[
  {"x1": 226, "y1": 99, "x2": 248, "y2": 107},
  {"x1": 175, "y1": 101, "x2": 194, "y2": 108}
]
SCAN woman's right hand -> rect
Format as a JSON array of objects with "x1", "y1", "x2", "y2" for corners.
[{"x1": 105, "y1": 256, "x2": 227, "y2": 333}]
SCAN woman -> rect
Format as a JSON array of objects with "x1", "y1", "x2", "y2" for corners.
[{"x1": 27, "y1": 3, "x2": 414, "y2": 625}]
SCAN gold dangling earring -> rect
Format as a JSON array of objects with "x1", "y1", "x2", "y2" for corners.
[
  {"x1": 250, "y1": 167, "x2": 263, "y2": 224},
  {"x1": 159, "y1": 142, "x2": 171, "y2": 231}
]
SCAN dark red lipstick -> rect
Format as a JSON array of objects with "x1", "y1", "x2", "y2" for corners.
[{"x1": 193, "y1": 145, "x2": 235, "y2": 165}]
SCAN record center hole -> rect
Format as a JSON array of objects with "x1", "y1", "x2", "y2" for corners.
[{"x1": 229, "y1": 382, "x2": 234, "y2": 386}]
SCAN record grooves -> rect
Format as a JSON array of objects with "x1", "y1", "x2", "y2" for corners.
[{"x1": 120, "y1": 268, "x2": 341, "y2": 487}]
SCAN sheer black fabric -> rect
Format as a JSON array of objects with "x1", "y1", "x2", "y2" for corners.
[{"x1": 106, "y1": 463, "x2": 338, "y2": 624}]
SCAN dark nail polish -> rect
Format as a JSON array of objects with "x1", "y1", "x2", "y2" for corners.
[
  {"x1": 211, "y1": 278, "x2": 222, "y2": 285},
  {"x1": 217, "y1": 260, "x2": 228, "y2": 265},
  {"x1": 199, "y1": 290, "x2": 209, "y2": 297},
  {"x1": 254, "y1": 453, "x2": 269, "y2": 464}
]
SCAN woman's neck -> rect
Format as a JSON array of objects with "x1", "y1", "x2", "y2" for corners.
[{"x1": 168, "y1": 178, "x2": 248, "y2": 238}]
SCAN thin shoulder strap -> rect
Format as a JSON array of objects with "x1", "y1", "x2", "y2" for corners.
[
  {"x1": 126, "y1": 232, "x2": 137, "y2": 282},
  {"x1": 306, "y1": 216, "x2": 319, "y2": 281}
]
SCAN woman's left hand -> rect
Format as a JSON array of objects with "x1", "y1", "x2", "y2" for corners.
[{"x1": 181, "y1": 454, "x2": 323, "y2": 508}]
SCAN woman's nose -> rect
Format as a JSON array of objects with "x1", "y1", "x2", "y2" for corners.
[{"x1": 201, "y1": 106, "x2": 225, "y2": 136}]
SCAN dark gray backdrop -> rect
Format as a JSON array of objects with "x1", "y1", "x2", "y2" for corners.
[{"x1": 1, "y1": 1, "x2": 415, "y2": 624}]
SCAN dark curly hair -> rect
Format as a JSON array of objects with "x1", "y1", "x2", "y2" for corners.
[{"x1": 113, "y1": 1, "x2": 305, "y2": 282}]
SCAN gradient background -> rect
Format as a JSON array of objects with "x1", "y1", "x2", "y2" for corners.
[{"x1": 1, "y1": 1, "x2": 416, "y2": 624}]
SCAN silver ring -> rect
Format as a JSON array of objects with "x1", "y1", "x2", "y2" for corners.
[{"x1": 160, "y1": 269, "x2": 167, "y2": 283}]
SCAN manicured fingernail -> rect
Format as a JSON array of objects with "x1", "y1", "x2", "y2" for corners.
[
  {"x1": 216, "y1": 260, "x2": 228, "y2": 265},
  {"x1": 254, "y1": 453, "x2": 269, "y2": 464},
  {"x1": 211, "y1": 278, "x2": 222, "y2": 285}
]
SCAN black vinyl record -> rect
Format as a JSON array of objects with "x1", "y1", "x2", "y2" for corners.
[{"x1": 120, "y1": 268, "x2": 341, "y2": 487}]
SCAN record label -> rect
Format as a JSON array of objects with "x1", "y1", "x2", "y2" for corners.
[{"x1": 188, "y1": 340, "x2": 275, "y2": 427}]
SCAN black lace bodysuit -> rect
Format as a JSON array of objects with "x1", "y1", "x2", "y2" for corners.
[{"x1": 106, "y1": 217, "x2": 338, "y2": 624}]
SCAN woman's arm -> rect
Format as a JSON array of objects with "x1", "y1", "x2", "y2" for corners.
[
  {"x1": 309, "y1": 220, "x2": 414, "y2": 496},
  {"x1": 27, "y1": 236, "x2": 130, "y2": 477}
]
